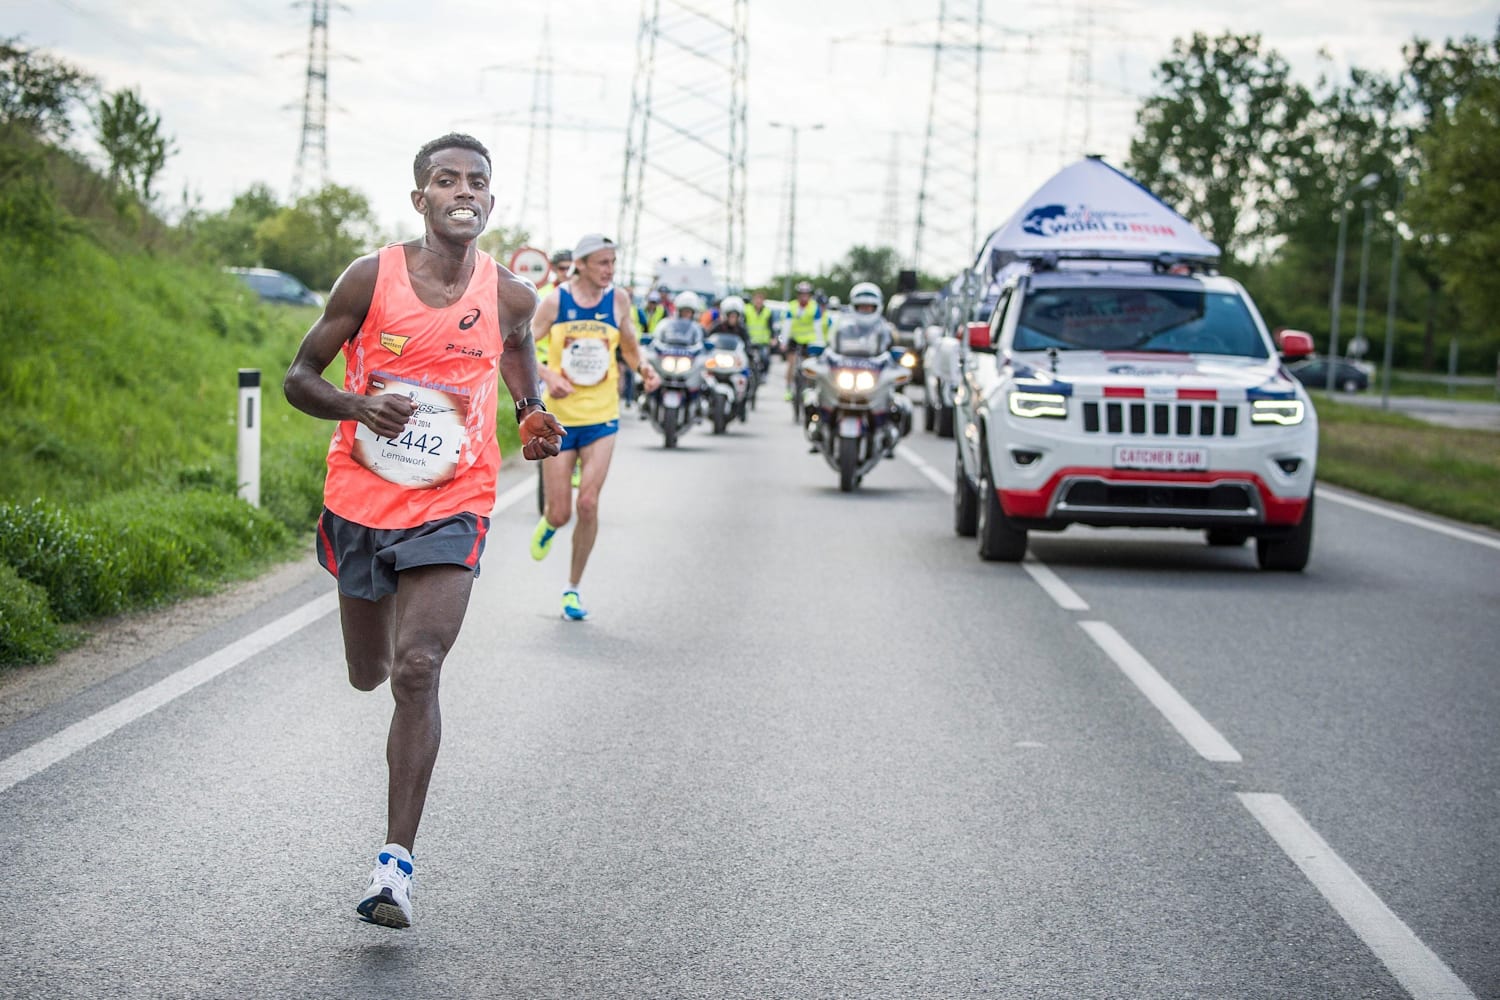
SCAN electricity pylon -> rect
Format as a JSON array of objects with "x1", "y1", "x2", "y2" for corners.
[
  {"x1": 618, "y1": 0, "x2": 749, "y2": 290},
  {"x1": 290, "y1": 0, "x2": 334, "y2": 197}
]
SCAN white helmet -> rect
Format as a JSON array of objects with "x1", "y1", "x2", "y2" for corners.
[
  {"x1": 719, "y1": 295, "x2": 745, "y2": 315},
  {"x1": 850, "y1": 281, "x2": 883, "y2": 313},
  {"x1": 673, "y1": 290, "x2": 703, "y2": 314},
  {"x1": 828, "y1": 296, "x2": 842, "y2": 308}
]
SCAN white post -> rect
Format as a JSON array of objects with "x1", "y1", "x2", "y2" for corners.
[{"x1": 237, "y1": 369, "x2": 261, "y2": 508}]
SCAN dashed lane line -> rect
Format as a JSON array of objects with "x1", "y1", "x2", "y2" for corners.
[
  {"x1": 1079, "y1": 620, "x2": 1242, "y2": 763},
  {"x1": 1239, "y1": 793, "x2": 1478, "y2": 1000}
]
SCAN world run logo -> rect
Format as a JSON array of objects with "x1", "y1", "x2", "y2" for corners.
[{"x1": 1020, "y1": 203, "x2": 1176, "y2": 239}]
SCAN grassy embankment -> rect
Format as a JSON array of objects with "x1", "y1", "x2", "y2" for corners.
[
  {"x1": 1311, "y1": 393, "x2": 1499, "y2": 530},
  {"x1": 0, "y1": 228, "x2": 521, "y2": 667}
]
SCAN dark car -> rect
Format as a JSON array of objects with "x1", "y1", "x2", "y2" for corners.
[
  {"x1": 228, "y1": 267, "x2": 324, "y2": 307},
  {"x1": 1287, "y1": 357, "x2": 1370, "y2": 392},
  {"x1": 885, "y1": 290, "x2": 939, "y2": 388}
]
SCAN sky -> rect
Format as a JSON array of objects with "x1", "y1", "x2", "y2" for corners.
[{"x1": 10, "y1": 0, "x2": 1498, "y2": 290}]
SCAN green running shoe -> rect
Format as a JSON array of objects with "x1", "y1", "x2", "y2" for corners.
[
  {"x1": 561, "y1": 589, "x2": 589, "y2": 621},
  {"x1": 571, "y1": 462, "x2": 581, "y2": 489},
  {"x1": 530, "y1": 517, "x2": 557, "y2": 561}
]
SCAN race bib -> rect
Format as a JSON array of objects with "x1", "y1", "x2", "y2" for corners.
[
  {"x1": 351, "y1": 373, "x2": 469, "y2": 488},
  {"x1": 561, "y1": 337, "x2": 612, "y2": 386}
]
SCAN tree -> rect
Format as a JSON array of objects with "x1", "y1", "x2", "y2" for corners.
[
  {"x1": 255, "y1": 183, "x2": 380, "y2": 290},
  {"x1": 1408, "y1": 74, "x2": 1500, "y2": 329},
  {"x1": 0, "y1": 38, "x2": 95, "y2": 144},
  {"x1": 1126, "y1": 32, "x2": 1315, "y2": 266},
  {"x1": 477, "y1": 222, "x2": 532, "y2": 263},
  {"x1": 189, "y1": 184, "x2": 283, "y2": 265},
  {"x1": 92, "y1": 87, "x2": 173, "y2": 204}
]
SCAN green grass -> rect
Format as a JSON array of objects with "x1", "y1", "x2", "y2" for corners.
[
  {"x1": 1314, "y1": 397, "x2": 1500, "y2": 530},
  {"x1": 0, "y1": 224, "x2": 522, "y2": 668},
  {"x1": 1383, "y1": 372, "x2": 1500, "y2": 403}
]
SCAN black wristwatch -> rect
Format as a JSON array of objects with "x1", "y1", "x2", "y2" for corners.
[{"x1": 514, "y1": 397, "x2": 546, "y2": 421}]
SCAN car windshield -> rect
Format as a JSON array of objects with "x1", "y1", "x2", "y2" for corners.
[
  {"x1": 242, "y1": 272, "x2": 305, "y2": 299},
  {"x1": 1013, "y1": 287, "x2": 1269, "y2": 358},
  {"x1": 656, "y1": 318, "x2": 703, "y2": 347},
  {"x1": 892, "y1": 301, "x2": 928, "y2": 328}
]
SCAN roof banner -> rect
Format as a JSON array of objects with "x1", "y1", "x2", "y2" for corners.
[{"x1": 975, "y1": 157, "x2": 1220, "y2": 279}]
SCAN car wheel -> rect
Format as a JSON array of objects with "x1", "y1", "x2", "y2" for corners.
[
  {"x1": 977, "y1": 461, "x2": 1027, "y2": 561},
  {"x1": 953, "y1": 447, "x2": 978, "y2": 537},
  {"x1": 1256, "y1": 492, "x2": 1314, "y2": 572},
  {"x1": 936, "y1": 404, "x2": 955, "y2": 439},
  {"x1": 1340, "y1": 377, "x2": 1361, "y2": 392}
]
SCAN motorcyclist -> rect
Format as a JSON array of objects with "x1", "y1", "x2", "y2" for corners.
[
  {"x1": 709, "y1": 295, "x2": 748, "y2": 338},
  {"x1": 830, "y1": 281, "x2": 894, "y2": 356},
  {"x1": 657, "y1": 290, "x2": 706, "y2": 348}
]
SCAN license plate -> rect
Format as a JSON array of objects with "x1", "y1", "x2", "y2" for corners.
[
  {"x1": 663, "y1": 389, "x2": 683, "y2": 407},
  {"x1": 1114, "y1": 445, "x2": 1208, "y2": 470},
  {"x1": 838, "y1": 416, "x2": 862, "y2": 438}
]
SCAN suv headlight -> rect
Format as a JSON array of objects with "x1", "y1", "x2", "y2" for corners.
[
  {"x1": 1008, "y1": 391, "x2": 1068, "y2": 419},
  {"x1": 1251, "y1": 399, "x2": 1305, "y2": 426}
]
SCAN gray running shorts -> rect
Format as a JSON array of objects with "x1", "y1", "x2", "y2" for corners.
[{"x1": 316, "y1": 508, "x2": 488, "y2": 601}]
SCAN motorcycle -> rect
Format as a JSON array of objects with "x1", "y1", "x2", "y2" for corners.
[
  {"x1": 704, "y1": 332, "x2": 754, "y2": 429},
  {"x1": 800, "y1": 315, "x2": 914, "y2": 492},
  {"x1": 641, "y1": 318, "x2": 714, "y2": 448}
]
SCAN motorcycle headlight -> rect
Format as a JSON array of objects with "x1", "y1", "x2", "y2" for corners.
[
  {"x1": 1008, "y1": 391, "x2": 1068, "y2": 419},
  {"x1": 662, "y1": 355, "x2": 691, "y2": 374},
  {"x1": 900, "y1": 351, "x2": 917, "y2": 369},
  {"x1": 1251, "y1": 399, "x2": 1305, "y2": 426},
  {"x1": 709, "y1": 351, "x2": 737, "y2": 369},
  {"x1": 834, "y1": 369, "x2": 875, "y2": 392}
]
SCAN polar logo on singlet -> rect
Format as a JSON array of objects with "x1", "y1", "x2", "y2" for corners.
[{"x1": 458, "y1": 308, "x2": 481, "y2": 330}]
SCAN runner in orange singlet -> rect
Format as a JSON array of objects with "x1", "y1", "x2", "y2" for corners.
[{"x1": 283, "y1": 133, "x2": 563, "y2": 931}]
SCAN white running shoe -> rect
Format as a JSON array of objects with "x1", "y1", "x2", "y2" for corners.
[{"x1": 356, "y1": 845, "x2": 414, "y2": 929}]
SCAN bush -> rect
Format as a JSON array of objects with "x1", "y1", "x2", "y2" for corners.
[
  {"x1": 0, "y1": 499, "x2": 126, "y2": 621},
  {"x1": 81, "y1": 488, "x2": 296, "y2": 606},
  {"x1": 0, "y1": 561, "x2": 72, "y2": 666}
]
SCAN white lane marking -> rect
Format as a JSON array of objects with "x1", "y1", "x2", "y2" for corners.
[
  {"x1": 1238, "y1": 793, "x2": 1478, "y2": 1000},
  {"x1": 0, "y1": 593, "x2": 339, "y2": 796},
  {"x1": 1079, "y1": 621, "x2": 1241, "y2": 763},
  {"x1": 1022, "y1": 554, "x2": 1089, "y2": 611},
  {"x1": 0, "y1": 472, "x2": 541, "y2": 798},
  {"x1": 495, "y1": 475, "x2": 536, "y2": 514},
  {"x1": 1317, "y1": 485, "x2": 1500, "y2": 553},
  {"x1": 896, "y1": 445, "x2": 954, "y2": 493}
]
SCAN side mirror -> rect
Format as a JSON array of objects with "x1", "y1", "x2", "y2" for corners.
[
  {"x1": 1276, "y1": 329, "x2": 1315, "y2": 358},
  {"x1": 966, "y1": 321, "x2": 993, "y2": 353}
]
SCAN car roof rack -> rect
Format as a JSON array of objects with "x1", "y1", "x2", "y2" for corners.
[{"x1": 1019, "y1": 250, "x2": 1220, "y2": 275}]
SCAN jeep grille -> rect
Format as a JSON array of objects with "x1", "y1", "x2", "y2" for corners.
[{"x1": 1081, "y1": 401, "x2": 1239, "y2": 438}]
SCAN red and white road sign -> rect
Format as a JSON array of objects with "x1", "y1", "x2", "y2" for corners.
[{"x1": 509, "y1": 246, "x2": 550, "y2": 285}]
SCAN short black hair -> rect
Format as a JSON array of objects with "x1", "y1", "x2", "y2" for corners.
[{"x1": 413, "y1": 133, "x2": 492, "y2": 187}]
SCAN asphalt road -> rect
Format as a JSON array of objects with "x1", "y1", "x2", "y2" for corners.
[{"x1": 3, "y1": 369, "x2": 1497, "y2": 999}]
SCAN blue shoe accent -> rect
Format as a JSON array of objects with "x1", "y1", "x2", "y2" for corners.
[{"x1": 561, "y1": 590, "x2": 589, "y2": 621}]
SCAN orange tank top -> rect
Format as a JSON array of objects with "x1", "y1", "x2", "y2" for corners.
[{"x1": 323, "y1": 244, "x2": 504, "y2": 529}]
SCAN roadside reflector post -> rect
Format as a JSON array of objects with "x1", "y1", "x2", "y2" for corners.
[{"x1": 238, "y1": 368, "x2": 261, "y2": 508}]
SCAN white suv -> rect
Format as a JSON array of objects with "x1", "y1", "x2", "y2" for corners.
[{"x1": 952, "y1": 259, "x2": 1318, "y2": 571}]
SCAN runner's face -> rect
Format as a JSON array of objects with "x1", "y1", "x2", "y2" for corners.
[
  {"x1": 577, "y1": 249, "x2": 615, "y2": 286},
  {"x1": 412, "y1": 148, "x2": 492, "y2": 241}
]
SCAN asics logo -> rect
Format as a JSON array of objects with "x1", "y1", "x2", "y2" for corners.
[{"x1": 458, "y1": 308, "x2": 481, "y2": 330}]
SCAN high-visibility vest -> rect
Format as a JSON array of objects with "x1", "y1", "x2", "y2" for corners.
[
  {"x1": 785, "y1": 299, "x2": 823, "y2": 345},
  {"x1": 647, "y1": 305, "x2": 668, "y2": 332},
  {"x1": 745, "y1": 303, "x2": 774, "y2": 345}
]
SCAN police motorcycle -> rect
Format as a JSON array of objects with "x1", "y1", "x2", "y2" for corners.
[
  {"x1": 640, "y1": 293, "x2": 717, "y2": 448},
  {"x1": 706, "y1": 295, "x2": 756, "y2": 424},
  {"x1": 704, "y1": 332, "x2": 754, "y2": 430},
  {"x1": 800, "y1": 283, "x2": 914, "y2": 492}
]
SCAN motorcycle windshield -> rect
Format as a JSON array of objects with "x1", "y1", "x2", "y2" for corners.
[
  {"x1": 830, "y1": 316, "x2": 892, "y2": 358},
  {"x1": 709, "y1": 333, "x2": 746, "y2": 352},
  {"x1": 656, "y1": 319, "x2": 704, "y2": 349}
]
